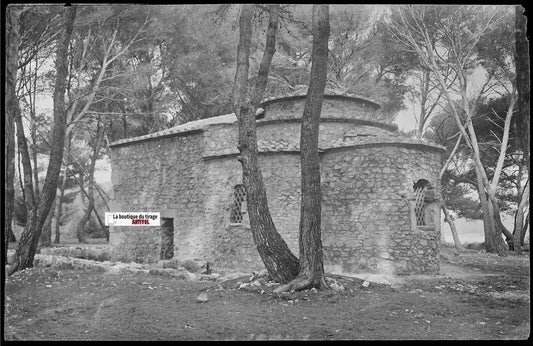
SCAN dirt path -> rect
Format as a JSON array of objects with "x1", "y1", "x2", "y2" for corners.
[{"x1": 3, "y1": 249, "x2": 530, "y2": 340}]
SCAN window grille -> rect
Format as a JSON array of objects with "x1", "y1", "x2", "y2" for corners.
[
  {"x1": 414, "y1": 185, "x2": 426, "y2": 226},
  {"x1": 230, "y1": 184, "x2": 247, "y2": 224}
]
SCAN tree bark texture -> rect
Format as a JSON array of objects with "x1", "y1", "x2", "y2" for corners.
[
  {"x1": 438, "y1": 135, "x2": 463, "y2": 253},
  {"x1": 435, "y1": 187, "x2": 463, "y2": 253},
  {"x1": 520, "y1": 213, "x2": 529, "y2": 246},
  {"x1": 40, "y1": 208, "x2": 54, "y2": 247},
  {"x1": 442, "y1": 205, "x2": 463, "y2": 253},
  {"x1": 5, "y1": 6, "x2": 20, "y2": 261},
  {"x1": 512, "y1": 179, "x2": 529, "y2": 254},
  {"x1": 516, "y1": 5, "x2": 530, "y2": 173},
  {"x1": 53, "y1": 134, "x2": 72, "y2": 243},
  {"x1": 474, "y1": 166, "x2": 507, "y2": 255},
  {"x1": 30, "y1": 60, "x2": 41, "y2": 202},
  {"x1": 233, "y1": 4, "x2": 300, "y2": 284},
  {"x1": 9, "y1": 6, "x2": 77, "y2": 274},
  {"x1": 294, "y1": 4, "x2": 330, "y2": 291},
  {"x1": 14, "y1": 87, "x2": 36, "y2": 214}
]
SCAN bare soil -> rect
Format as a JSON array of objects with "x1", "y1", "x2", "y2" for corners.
[{"x1": 3, "y1": 248, "x2": 530, "y2": 340}]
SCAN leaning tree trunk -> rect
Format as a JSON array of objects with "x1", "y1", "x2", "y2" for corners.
[
  {"x1": 474, "y1": 166, "x2": 503, "y2": 254},
  {"x1": 54, "y1": 170, "x2": 68, "y2": 244},
  {"x1": 15, "y1": 84, "x2": 36, "y2": 215},
  {"x1": 275, "y1": 4, "x2": 330, "y2": 293},
  {"x1": 233, "y1": 4, "x2": 300, "y2": 284},
  {"x1": 53, "y1": 134, "x2": 72, "y2": 243},
  {"x1": 9, "y1": 7, "x2": 77, "y2": 275},
  {"x1": 491, "y1": 199, "x2": 514, "y2": 250},
  {"x1": 438, "y1": 194, "x2": 463, "y2": 254},
  {"x1": 520, "y1": 213, "x2": 529, "y2": 246},
  {"x1": 438, "y1": 134, "x2": 464, "y2": 253},
  {"x1": 5, "y1": 5, "x2": 20, "y2": 261},
  {"x1": 40, "y1": 186, "x2": 57, "y2": 247},
  {"x1": 442, "y1": 206, "x2": 463, "y2": 252},
  {"x1": 40, "y1": 207, "x2": 54, "y2": 247},
  {"x1": 76, "y1": 206, "x2": 91, "y2": 243},
  {"x1": 513, "y1": 179, "x2": 529, "y2": 254}
]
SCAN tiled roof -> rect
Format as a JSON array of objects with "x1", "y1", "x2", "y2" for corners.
[{"x1": 110, "y1": 113, "x2": 238, "y2": 147}]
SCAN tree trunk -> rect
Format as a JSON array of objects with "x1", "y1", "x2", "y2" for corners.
[
  {"x1": 513, "y1": 179, "x2": 529, "y2": 254},
  {"x1": 520, "y1": 213, "x2": 529, "y2": 246},
  {"x1": 76, "y1": 207, "x2": 91, "y2": 243},
  {"x1": 40, "y1": 188, "x2": 57, "y2": 247},
  {"x1": 53, "y1": 170, "x2": 67, "y2": 244},
  {"x1": 15, "y1": 89, "x2": 36, "y2": 215},
  {"x1": 5, "y1": 5, "x2": 20, "y2": 261},
  {"x1": 79, "y1": 170, "x2": 85, "y2": 203},
  {"x1": 416, "y1": 70, "x2": 430, "y2": 139},
  {"x1": 233, "y1": 4, "x2": 300, "y2": 284},
  {"x1": 441, "y1": 204, "x2": 463, "y2": 253},
  {"x1": 474, "y1": 166, "x2": 501, "y2": 254},
  {"x1": 439, "y1": 134, "x2": 463, "y2": 252},
  {"x1": 276, "y1": 5, "x2": 330, "y2": 293},
  {"x1": 516, "y1": 5, "x2": 530, "y2": 173},
  {"x1": 40, "y1": 208, "x2": 54, "y2": 247},
  {"x1": 30, "y1": 59, "x2": 40, "y2": 203},
  {"x1": 491, "y1": 200, "x2": 514, "y2": 248},
  {"x1": 9, "y1": 7, "x2": 77, "y2": 275},
  {"x1": 53, "y1": 133, "x2": 72, "y2": 244}
]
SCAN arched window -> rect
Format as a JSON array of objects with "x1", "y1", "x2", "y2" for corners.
[
  {"x1": 230, "y1": 184, "x2": 247, "y2": 224},
  {"x1": 413, "y1": 179, "x2": 430, "y2": 226}
]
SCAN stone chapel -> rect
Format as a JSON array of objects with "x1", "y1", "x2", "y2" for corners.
[{"x1": 108, "y1": 89, "x2": 445, "y2": 275}]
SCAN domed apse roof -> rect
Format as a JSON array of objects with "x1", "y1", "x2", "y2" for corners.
[{"x1": 260, "y1": 85, "x2": 381, "y2": 110}]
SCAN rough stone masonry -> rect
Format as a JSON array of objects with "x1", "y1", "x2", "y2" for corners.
[{"x1": 108, "y1": 89, "x2": 445, "y2": 275}]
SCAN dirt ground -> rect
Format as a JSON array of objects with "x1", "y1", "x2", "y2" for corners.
[{"x1": 3, "y1": 248, "x2": 530, "y2": 340}]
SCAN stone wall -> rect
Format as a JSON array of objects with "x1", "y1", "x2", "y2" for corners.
[
  {"x1": 321, "y1": 145, "x2": 442, "y2": 275},
  {"x1": 202, "y1": 156, "x2": 260, "y2": 270},
  {"x1": 259, "y1": 154, "x2": 302, "y2": 253},
  {"x1": 204, "y1": 123, "x2": 239, "y2": 157},
  {"x1": 109, "y1": 132, "x2": 206, "y2": 263},
  {"x1": 256, "y1": 120, "x2": 395, "y2": 149},
  {"x1": 110, "y1": 226, "x2": 161, "y2": 263},
  {"x1": 201, "y1": 153, "x2": 302, "y2": 270}
]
